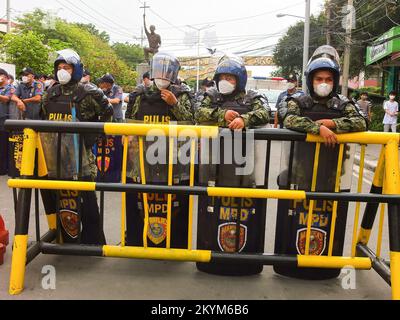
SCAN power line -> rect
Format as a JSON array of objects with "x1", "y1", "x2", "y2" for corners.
[
  {"x1": 75, "y1": 0, "x2": 140, "y2": 37},
  {"x1": 55, "y1": 0, "x2": 135, "y2": 40},
  {"x1": 157, "y1": 1, "x2": 305, "y2": 31}
]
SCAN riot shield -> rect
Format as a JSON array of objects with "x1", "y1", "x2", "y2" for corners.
[
  {"x1": 93, "y1": 135, "x2": 123, "y2": 183},
  {"x1": 125, "y1": 124, "x2": 191, "y2": 248},
  {"x1": 40, "y1": 132, "x2": 90, "y2": 179},
  {"x1": 196, "y1": 129, "x2": 268, "y2": 276},
  {"x1": 274, "y1": 141, "x2": 354, "y2": 279}
]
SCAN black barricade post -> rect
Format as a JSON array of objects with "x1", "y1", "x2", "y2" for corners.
[{"x1": 196, "y1": 130, "x2": 268, "y2": 276}]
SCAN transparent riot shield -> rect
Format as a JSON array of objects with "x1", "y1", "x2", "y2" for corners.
[
  {"x1": 197, "y1": 128, "x2": 268, "y2": 276},
  {"x1": 275, "y1": 141, "x2": 354, "y2": 279},
  {"x1": 40, "y1": 132, "x2": 90, "y2": 179}
]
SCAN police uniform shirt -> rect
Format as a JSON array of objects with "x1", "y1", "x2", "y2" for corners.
[
  {"x1": 0, "y1": 84, "x2": 13, "y2": 130},
  {"x1": 15, "y1": 80, "x2": 44, "y2": 120},
  {"x1": 105, "y1": 84, "x2": 124, "y2": 121},
  {"x1": 276, "y1": 89, "x2": 305, "y2": 110}
]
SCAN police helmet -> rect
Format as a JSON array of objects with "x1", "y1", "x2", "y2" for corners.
[
  {"x1": 150, "y1": 52, "x2": 180, "y2": 84},
  {"x1": 214, "y1": 55, "x2": 247, "y2": 92},
  {"x1": 305, "y1": 45, "x2": 341, "y2": 95},
  {"x1": 54, "y1": 49, "x2": 84, "y2": 83}
]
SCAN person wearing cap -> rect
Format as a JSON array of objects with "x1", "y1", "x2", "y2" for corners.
[
  {"x1": 194, "y1": 78, "x2": 215, "y2": 104},
  {"x1": 124, "y1": 71, "x2": 153, "y2": 106},
  {"x1": 275, "y1": 74, "x2": 304, "y2": 128},
  {"x1": 12, "y1": 67, "x2": 44, "y2": 120},
  {"x1": 98, "y1": 74, "x2": 124, "y2": 123},
  {"x1": 80, "y1": 69, "x2": 93, "y2": 85},
  {"x1": 0, "y1": 69, "x2": 14, "y2": 175}
]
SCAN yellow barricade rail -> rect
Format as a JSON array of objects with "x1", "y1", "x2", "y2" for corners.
[{"x1": 4, "y1": 120, "x2": 400, "y2": 300}]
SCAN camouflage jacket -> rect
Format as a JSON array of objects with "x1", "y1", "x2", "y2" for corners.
[
  {"x1": 125, "y1": 84, "x2": 194, "y2": 122},
  {"x1": 283, "y1": 95, "x2": 368, "y2": 135},
  {"x1": 41, "y1": 82, "x2": 113, "y2": 122},
  {"x1": 194, "y1": 89, "x2": 270, "y2": 128}
]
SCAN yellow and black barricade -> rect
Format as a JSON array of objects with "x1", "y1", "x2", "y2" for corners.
[{"x1": 4, "y1": 119, "x2": 400, "y2": 300}]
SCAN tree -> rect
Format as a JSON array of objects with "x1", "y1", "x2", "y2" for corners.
[
  {"x1": 273, "y1": 15, "x2": 327, "y2": 78},
  {"x1": 0, "y1": 31, "x2": 52, "y2": 76},
  {"x1": 273, "y1": 1, "x2": 400, "y2": 79},
  {"x1": 75, "y1": 23, "x2": 110, "y2": 43},
  {"x1": 7, "y1": 9, "x2": 137, "y2": 91},
  {"x1": 112, "y1": 42, "x2": 144, "y2": 69}
]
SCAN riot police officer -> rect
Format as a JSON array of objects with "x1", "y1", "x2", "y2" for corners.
[
  {"x1": 274, "y1": 45, "x2": 368, "y2": 279},
  {"x1": 40, "y1": 49, "x2": 113, "y2": 245},
  {"x1": 125, "y1": 52, "x2": 194, "y2": 248},
  {"x1": 195, "y1": 55, "x2": 270, "y2": 276}
]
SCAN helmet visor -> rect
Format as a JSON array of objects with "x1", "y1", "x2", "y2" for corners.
[
  {"x1": 150, "y1": 55, "x2": 180, "y2": 83},
  {"x1": 55, "y1": 49, "x2": 81, "y2": 65}
]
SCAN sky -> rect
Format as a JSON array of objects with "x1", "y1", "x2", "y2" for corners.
[{"x1": 1, "y1": 0, "x2": 326, "y2": 57}]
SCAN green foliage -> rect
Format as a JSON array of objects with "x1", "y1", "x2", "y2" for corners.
[
  {"x1": 370, "y1": 105, "x2": 385, "y2": 132},
  {"x1": 112, "y1": 42, "x2": 144, "y2": 69},
  {"x1": 75, "y1": 23, "x2": 110, "y2": 43},
  {"x1": 273, "y1": 15, "x2": 327, "y2": 78},
  {"x1": 54, "y1": 20, "x2": 137, "y2": 91},
  {"x1": 273, "y1": 1, "x2": 400, "y2": 78},
  {"x1": 2, "y1": 8, "x2": 137, "y2": 91},
  {"x1": 0, "y1": 31, "x2": 52, "y2": 76}
]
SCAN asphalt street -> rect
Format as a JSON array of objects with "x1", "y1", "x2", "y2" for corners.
[{"x1": 0, "y1": 141, "x2": 395, "y2": 300}]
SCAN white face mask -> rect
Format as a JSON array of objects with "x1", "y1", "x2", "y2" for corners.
[
  {"x1": 155, "y1": 79, "x2": 170, "y2": 90},
  {"x1": 314, "y1": 83, "x2": 333, "y2": 97},
  {"x1": 44, "y1": 80, "x2": 52, "y2": 87},
  {"x1": 57, "y1": 69, "x2": 72, "y2": 85},
  {"x1": 287, "y1": 83, "x2": 296, "y2": 90},
  {"x1": 390, "y1": 95, "x2": 396, "y2": 100},
  {"x1": 21, "y1": 76, "x2": 29, "y2": 84},
  {"x1": 218, "y1": 80, "x2": 236, "y2": 95}
]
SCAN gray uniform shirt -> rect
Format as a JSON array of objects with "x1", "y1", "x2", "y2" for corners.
[{"x1": 15, "y1": 81, "x2": 44, "y2": 120}]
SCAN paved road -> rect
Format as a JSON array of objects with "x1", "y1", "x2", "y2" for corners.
[{"x1": 0, "y1": 142, "x2": 394, "y2": 300}]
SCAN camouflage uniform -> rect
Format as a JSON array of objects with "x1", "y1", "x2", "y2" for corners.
[
  {"x1": 283, "y1": 95, "x2": 368, "y2": 134},
  {"x1": 125, "y1": 84, "x2": 193, "y2": 122},
  {"x1": 194, "y1": 89, "x2": 270, "y2": 127},
  {"x1": 41, "y1": 82, "x2": 113, "y2": 179}
]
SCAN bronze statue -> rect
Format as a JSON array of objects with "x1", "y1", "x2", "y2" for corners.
[{"x1": 143, "y1": 15, "x2": 161, "y2": 62}]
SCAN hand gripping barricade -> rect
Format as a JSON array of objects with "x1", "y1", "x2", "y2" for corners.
[{"x1": 4, "y1": 119, "x2": 400, "y2": 300}]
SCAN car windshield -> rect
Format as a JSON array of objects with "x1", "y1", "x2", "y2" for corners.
[{"x1": 258, "y1": 90, "x2": 282, "y2": 109}]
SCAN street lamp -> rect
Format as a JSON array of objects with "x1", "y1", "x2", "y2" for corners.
[
  {"x1": 277, "y1": 0, "x2": 311, "y2": 93},
  {"x1": 186, "y1": 24, "x2": 214, "y2": 92},
  {"x1": 276, "y1": 13, "x2": 305, "y2": 19}
]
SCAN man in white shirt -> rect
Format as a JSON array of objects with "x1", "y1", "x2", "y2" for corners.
[{"x1": 383, "y1": 91, "x2": 399, "y2": 133}]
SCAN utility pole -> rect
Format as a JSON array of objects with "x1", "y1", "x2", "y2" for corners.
[
  {"x1": 140, "y1": 1, "x2": 150, "y2": 47},
  {"x1": 342, "y1": 0, "x2": 354, "y2": 98},
  {"x1": 326, "y1": 0, "x2": 331, "y2": 45},
  {"x1": 6, "y1": 0, "x2": 11, "y2": 33},
  {"x1": 302, "y1": 0, "x2": 311, "y2": 93}
]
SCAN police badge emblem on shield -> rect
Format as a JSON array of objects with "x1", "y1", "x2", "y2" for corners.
[
  {"x1": 148, "y1": 217, "x2": 167, "y2": 245},
  {"x1": 296, "y1": 228, "x2": 327, "y2": 255},
  {"x1": 60, "y1": 209, "x2": 80, "y2": 239},
  {"x1": 218, "y1": 223, "x2": 247, "y2": 253}
]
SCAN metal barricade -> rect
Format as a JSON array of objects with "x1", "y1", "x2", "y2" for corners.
[{"x1": 4, "y1": 120, "x2": 400, "y2": 300}]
